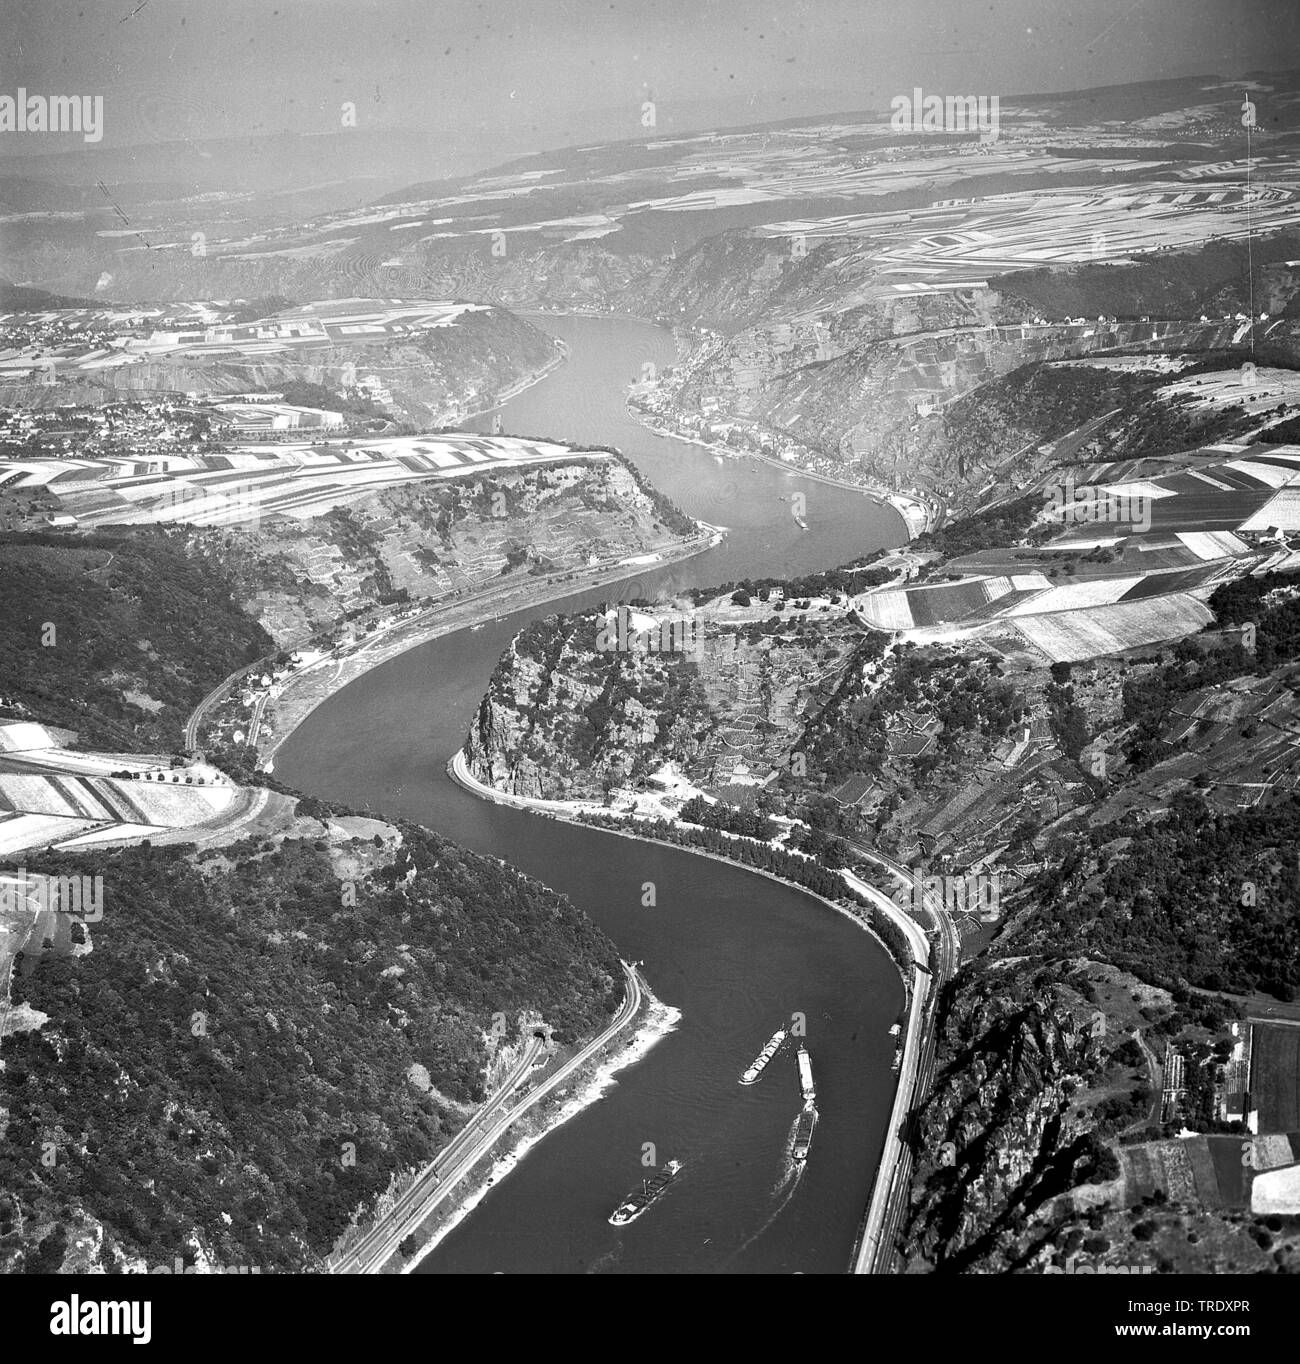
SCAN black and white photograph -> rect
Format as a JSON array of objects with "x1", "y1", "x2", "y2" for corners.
[{"x1": 1, "y1": 0, "x2": 1299, "y2": 1338}]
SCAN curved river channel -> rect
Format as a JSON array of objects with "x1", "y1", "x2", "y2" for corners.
[{"x1": 278, "y1": 315, "x2": 910, "y2": 1273}]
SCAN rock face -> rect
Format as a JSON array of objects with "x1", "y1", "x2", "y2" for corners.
[
  {"x1": 462, "y1": 599, "x2": 873, "y2": 803},
  {"x1": 900, "y1": 957, "x2": 1112, "y2": 1272},
  {"x1": 184, "y1": 453, "x2": 695, "y2": 648},
  {"x1": 639, "y1": 307, "x2": 1283, "y2": 514},
  {"x1": 465, "y1": 613, "x2": 691, "y2": 800}
]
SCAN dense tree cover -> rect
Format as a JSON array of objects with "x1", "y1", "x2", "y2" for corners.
[
  {"x1": 995, "y1": 233, "x2": 1300, "y2": 321},
  {"x1": 785, "y1": 822, "x2": 853, "y2": 868},
  {"x1": 914, "y1": 350, "x2": 1298, "y2": 514},
  {"x1": 913, "y1": 493, "x2": 1045, "y2": 561},
  {"x1": 268, "y1": 380, "x2": 387, "y2": 419},
  {"x1": 678, "y1": 794, "x2": 777, "y2": 841},
  {"x1": 1109, "y1": 394, "x2": 1249, "y2": 462},
  {"x1": 1014, "y1": 794, "x2": 1300, "y2": 998},
  {"x1": 1119, "y1": 571, "x2": 1300, "y2": 768},
  {"x1": 1258, "y1": 414, "x2": 1300, "y2": 444},
  {"x1": 1205, "y1": 568, "x2": 1300, "y2": 673},
  {"x1": 934, "y1": 364, "x2": 1152, "y2": 484},
  {"x1": 690, "y1": 560, "x2": 893, "y2": 606},
  {"x1": 0, "y1": 530, "x2": 272, "y2": 751},
  {"x1": 1121, "y1": 634, "x2": 1254, "y2": 769},
  {"x1": 794, "y1": 635, "x2": 892, "y2": 786},
  {"x1": 580, "y1": 811, "x2": 860, "y2": 908},
  {"x1": 801, "y1": 643, "x2": 1022, "y2": 788},
  {"x1": 0, "y1": 827, "x2": 621, "y2": 1271},
  {"x1": 1046, "y1": 681, "x2": 1090, "y2": 760}
]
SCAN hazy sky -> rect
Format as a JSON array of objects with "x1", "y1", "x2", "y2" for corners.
[{"x1": 3, "y1": 0, "x2": 1297, "y2": 160}]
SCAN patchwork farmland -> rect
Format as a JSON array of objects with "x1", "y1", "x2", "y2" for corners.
[
  {"x1": 0, "y1": 719, "x2": 269, "y2": 857},
  {"x1": 0, "y1": 435, "x2": 604, "y2": 528},
  {"x1": 854, "y1": 442, "x2": 1300, "y2": 662},
  {"x1": 0, "y1": 298, "x2": 493, "y2": 382}
]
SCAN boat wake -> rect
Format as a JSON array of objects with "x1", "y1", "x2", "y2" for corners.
[{"x1": 724, "y1": 1115, "x2": 806, "y2": 1264}]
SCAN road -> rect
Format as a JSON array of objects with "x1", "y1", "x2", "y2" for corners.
[
  {"x1": 852, "y1": 842, "x2": 962, "y2": 989},
  {"x1": 843, "y1": 866, "x2": 930, "y2": 1275},
  {"x1": 331, "y1": 960, "x2": 643, "y2": 1274},
  {"x1": 183, "y1": 533, "x2": 718, "y2": 762},
  {"x1": 184, "y1": 666, "x2": 252, "y2": 751},
  {"x1": 845, "y1": 844, "x2": 963, "y2": 1274}
]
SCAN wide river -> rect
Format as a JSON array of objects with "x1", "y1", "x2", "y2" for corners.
[{"x1": 278, "y1": 314, "x2": 909, "y2": 1273}]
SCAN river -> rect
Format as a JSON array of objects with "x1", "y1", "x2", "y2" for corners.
[{"x1": 277, "y1": 313, "x2": 910, "y2": 1273}]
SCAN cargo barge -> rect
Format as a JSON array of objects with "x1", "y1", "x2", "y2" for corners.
[
  {"x1": 796, "y1": 1045, "x2": 815, "y2": 1102},
  {"x1": 608, "y1": 1159, "x2": 682, "y2": 1226},
  {"x1": 740, "y1": 1026, "x2": 786, "y2": 1085},
  {"x1": 792, "y1": 1101, "x2": 818, "y2": 1162}
]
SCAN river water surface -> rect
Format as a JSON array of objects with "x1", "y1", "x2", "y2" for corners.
[{"x1": 277, "y1": 314, "x2": 910, "y2": 1273}]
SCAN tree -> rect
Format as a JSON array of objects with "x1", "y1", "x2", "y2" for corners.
[{"x1": 398, "y1": 1235, "x2": 418, "y2": 1259}]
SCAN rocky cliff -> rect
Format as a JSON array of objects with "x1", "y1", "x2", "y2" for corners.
[
  {"x1": 901, "y1": 957, "x2": 1112, "y2": 1272},
  {"x1": 185, "y1": 454, "x2": 696, "y2": 648}
]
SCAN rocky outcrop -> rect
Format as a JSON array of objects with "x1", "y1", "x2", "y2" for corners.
[
  {"x1": 465, "y1": 614, "x2": 693, "y2": 800},
  {"x1": 901, "y1": 957, "x2": 1112, "y2": 1272},
  {"x1": 184, "y1": 454, "x2": 695, "y2": 648}
]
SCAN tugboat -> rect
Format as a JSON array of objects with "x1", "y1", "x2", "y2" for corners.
[
  {"x1": 740, "y1": 1026, "x2": 787, "y2": 1084},
  {"x1": 608, "y1": 1160, "x2": 683, "y2": 1226}
]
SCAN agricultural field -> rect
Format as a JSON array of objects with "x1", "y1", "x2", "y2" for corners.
[
  {"x1": 1011, "y1": 594, "x2": 1215, "y2": 662},
  {"x1": 0, "y1": 298, "x2": 492, "y2": 381},
  {"x1": 0, "y1": 436, "x2": 600, "y2": 528},
  {"x1": 1253, "y1": 1025, "x2": 1300, "y2": 1132},
  {"x1": 1120, "y1": 1133, "x2": 1300, "y2": 1211},
  {"x1": 854, "y1": 443, "x2": 1300, "y2": 663},
  {"x1": 0, "y1": 720, "x2": 241, "y2": 857}
]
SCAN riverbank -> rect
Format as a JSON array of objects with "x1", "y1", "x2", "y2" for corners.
[
  {"x1": 626, "y1": 407, "x2": 927, "y2": 536},
  {"x1": 446, "y1": 747, "x2": 921, "y2": 978},
  {"x1": 461, "y1": 342, "x2": 567, "y2": 423},
  {"x1": 275, "y1": 308, "x2": 915, "y2": 1273},
  {"x1": 514, "y1": 305, "x2": 930, "y2": 536},
  {"x1": 402, "y1": 980, "x2": 681, "y2": 1274},
  {"x1": 445, "y1": 745, "x2": 934, "y2": 1272},
  {"x1": 245, "y1": 526, "x2": 721, "y2": 768}
]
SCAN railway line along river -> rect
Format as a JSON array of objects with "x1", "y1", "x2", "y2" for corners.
[{"x1": 277, "y1": 313, "x2": 911, "y2": 1273}]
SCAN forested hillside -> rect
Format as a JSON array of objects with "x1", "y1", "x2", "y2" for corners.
[
  {"x1": 0, "y1": 531, "x2": 272, "y2": 751},
  {"x1": 1, "y1": 827, "x2": 621, "y2": 1272}
]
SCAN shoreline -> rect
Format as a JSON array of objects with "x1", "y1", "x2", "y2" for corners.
[
  {"x1": 446, "y1": 746, "x2": 934, "y2": 1274},
  {"x1": 625, "y1": 406, "x2": 926, "y2": 537},
  {"x1": 460, "y1": 343, "x2": 567, "y2": 423},
  {"x1": 240, "y1": 527, "x2": 721, "y2": 767},
  {"x1": 402, "y1": 983, "x2": 681, "y2": 1274},
  {"x1": 445, "y1": 748, "x2": 916, "y2": 980},
  {"x1": 516, "y1": 306, "x2": 926, "y2": 534}
]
